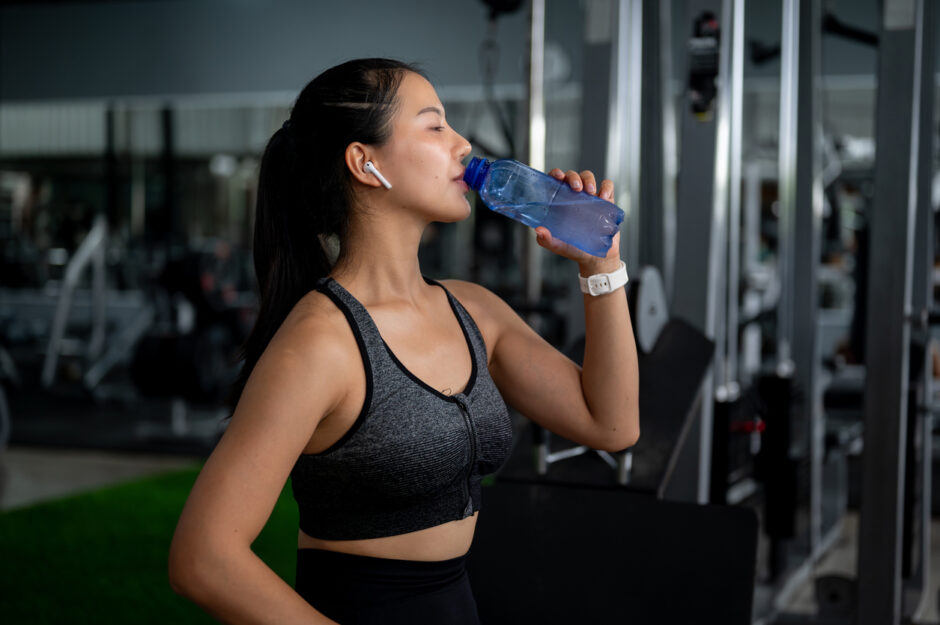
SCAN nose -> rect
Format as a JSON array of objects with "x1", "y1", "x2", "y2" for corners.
[{"x1": 455, "y1": 131, "x2": 472, "y2": 160}]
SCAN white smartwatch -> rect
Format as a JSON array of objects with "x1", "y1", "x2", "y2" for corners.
[{"x1": 579, "y1": 261, "x2": 629, "y2": 296}]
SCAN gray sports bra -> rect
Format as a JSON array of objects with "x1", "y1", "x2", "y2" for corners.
[{"x1": 290, "y1": 276, "x2": 513, "y2": 540}]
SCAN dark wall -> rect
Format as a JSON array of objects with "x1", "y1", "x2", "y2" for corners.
[
  {"x1": 0, "y1": 0, "x2": 538, "y2": 101},
  {"x1": 1, "y1": 0, "x2": 891, "y2": 104}
]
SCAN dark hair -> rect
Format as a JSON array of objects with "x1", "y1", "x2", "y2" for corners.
[{"x1": 231, "y1": 58, "x2": 424, "y2": 406}]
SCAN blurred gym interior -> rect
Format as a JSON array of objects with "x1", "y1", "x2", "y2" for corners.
[{"x1": 2, "y1": 1, "x2": 940, "y2": 623}]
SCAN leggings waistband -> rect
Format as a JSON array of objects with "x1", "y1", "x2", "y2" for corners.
[
  {"x1": 296, "y1": 548, "x2": 469, "y2": 585},
  {"x1": 295, "y1": 548, "x2": 481, "y2": 625}
]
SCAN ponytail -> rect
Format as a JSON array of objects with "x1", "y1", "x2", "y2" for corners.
[{"x1": 230, "y1": 58, "x2": 424, "y2": 407}]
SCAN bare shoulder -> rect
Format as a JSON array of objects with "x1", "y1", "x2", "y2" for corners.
[
  {"x1": 243, "y1": 289, "x2": 358, "y2": 414},
  {"x1": 438, "y1": 279, "x2": 526, "y2": 348},
  {"x1": 272, "y1": 289, "x2": 356, "y2": 362},
  {"x1": 439, "y1": 279, "x2": 507, "y2": 321}
]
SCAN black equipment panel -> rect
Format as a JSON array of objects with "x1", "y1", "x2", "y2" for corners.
[
  {"x1": 568, "y1": 317, "x2": 714, "y2": 494},
  {"x1": 467, "y1": 481, "x2": 758, "y2": 624}
]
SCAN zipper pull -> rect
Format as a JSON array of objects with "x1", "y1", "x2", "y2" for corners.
[{"x1": 462, "y1": 497, "x2": 474, "y2": 518}]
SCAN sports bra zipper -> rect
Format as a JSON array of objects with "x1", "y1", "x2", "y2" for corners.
[{"x1": 454, "y1": 394, "x2": 477, "y2": 518}]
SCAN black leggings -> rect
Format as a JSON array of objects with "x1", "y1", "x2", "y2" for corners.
[{"x1": 295, "y1": 548, "x2": 482, "y2": 625}]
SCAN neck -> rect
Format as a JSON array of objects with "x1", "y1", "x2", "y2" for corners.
[{"x1": 329, "y1": 203, "x2": 431, "y2": 306}]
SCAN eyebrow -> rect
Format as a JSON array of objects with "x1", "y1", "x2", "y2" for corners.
[{"x1": 416, "y1": 106, "x2": 444, "y2": 117}]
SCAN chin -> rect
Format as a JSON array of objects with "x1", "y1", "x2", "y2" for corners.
[
  {"x1": 455, "y1": 204, "x2": 473, "y2": 223},
  {"x1": 436, "y1": 200, "x2": 473, "y2": 224}
]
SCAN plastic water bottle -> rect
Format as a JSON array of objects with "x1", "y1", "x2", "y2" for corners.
[{"x1": 463, "y1": 157, "x2": 624, "y2": 257}]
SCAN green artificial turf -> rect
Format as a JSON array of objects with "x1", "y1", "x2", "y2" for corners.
[{"x1": 0, "y1": 465, "x2": 299, "y2": 624}]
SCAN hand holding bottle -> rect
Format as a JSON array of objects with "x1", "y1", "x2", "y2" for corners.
[
  {"x1": 463, "y1": 159, "x2": 624, "y2": 259},
  {"x1": 533, "y1": 168, "x2": 622, "y2": 275}
]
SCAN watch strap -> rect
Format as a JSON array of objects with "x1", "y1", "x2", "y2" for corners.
[{"x1": 578, "y1": 261, "x2": 629, "y2": 296}]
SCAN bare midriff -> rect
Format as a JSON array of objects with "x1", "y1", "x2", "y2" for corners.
[{"x1": 297, "y1": 512, "x2": 479, "y2": 562}]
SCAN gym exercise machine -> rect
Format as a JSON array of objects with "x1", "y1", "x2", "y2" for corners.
[
  {"x1": 479, "y1": 3, "x2": 757, "y2": 622},
  {"x1": 522, "y1": 2, "x2": 940, "y2": 623},
  {"x1": 759, "y1": 0, "x2": 939, "y2": 622},
  {"x1": 855, "y1": 0, "x2": 937, "y2": 622},
  {"x1": 0, "y1": 103, "x2": 256, "y2": 452}
]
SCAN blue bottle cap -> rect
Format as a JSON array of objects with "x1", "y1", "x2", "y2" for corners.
[{"x1": 463, "y1": 157, "x2": 491, "y2": 191}]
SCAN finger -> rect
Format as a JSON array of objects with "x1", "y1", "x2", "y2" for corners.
[
  {"x1": 605, "y1": 230, "x2": 622, "y2": 260},
  {"x1": 599, "y1": 178, "x2": 614, "y2": 201},
  {"x1": 549, "y1": 168, "x2": 565, "y2": 179},
  {"x1": 535, "y1": 227, "x2": 594, "y2": 263},
  {"x1": 564, "y1": 170, "x2": 583, "y2": 192},
  {"x1": 579, "y1": 170, "x2": 598, "y2": 195}
]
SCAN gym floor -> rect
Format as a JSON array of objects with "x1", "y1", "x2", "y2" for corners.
[
  {"x1": 0, "y1": 446, "x2": 199, "y2": 511},
  {"x1": 3, "y1": 445, "x2": 940, "y2": 622}
]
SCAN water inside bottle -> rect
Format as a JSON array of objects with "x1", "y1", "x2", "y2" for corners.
[{"x1": 488, "y1": 199, "x2": 619, "y2": 257}]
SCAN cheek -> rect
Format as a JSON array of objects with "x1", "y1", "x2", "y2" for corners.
[
  {"x1": 398, "y1": 160, "x2": 441, "y2": 191},
  {"x1": 402, "y1": 141, "x2": 447, "y2": 170},
  {"x1": 385, "y1": 140, "x2": 451, "y2": 191}
]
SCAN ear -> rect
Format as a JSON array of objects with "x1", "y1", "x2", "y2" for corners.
[{"x1": 345, "y1": 142, "x2": 384, "y2": 188}]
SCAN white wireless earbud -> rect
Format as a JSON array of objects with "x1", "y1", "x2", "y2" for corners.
[{"x1": 364, "y1": 161, "x2": 392, "y2": 189}]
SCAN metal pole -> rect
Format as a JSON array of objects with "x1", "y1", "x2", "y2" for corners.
[
  {"x1": 88, "y1": 216, "x2": 106, "y2": 361},
  {"x1": 790, "y1": 0, "x2": 824, "y2": 560},
  {"x1": 570, "y1": 0, "x2": 644, "y2": 345},
  {"x1": 524, "y1": 0, "x2": 546, "y2": 309},
  {"x1": 907, "y1": 0, "x2": 936, "y2": 616},
  {"x1": 41, "y1": 215, "x2": 108, "y2": 388},
  {"x1": 741, "y1": 161, "x2": 763, "y2": 387},
  {"x1": 659, "y1": 0, "x2": 679, "y2": 300},
  {"x1": 635, "y1": 0, "x2": 695, "y2": 290},
  {"x1": 622, "y1": 0, "x2": 642, "y2": 275},
  {"x1": 669, "y1": 0, "x2": 734, "y2": 503},
  {"x1": 776, "y1": 0, "x2": 799, "y2": 376},
  {"x1": 711, "y1": 0, "x2": 743, "y2": 505},
  {"x1": 603, "y1": 0, "x2": 642, "y2": 274},
  {"x1": 858, "y1": 0, "x2": 924, "y2": 622},
  {"x1": 724, "y1": 0, "x2": 744, "y2": 395}
]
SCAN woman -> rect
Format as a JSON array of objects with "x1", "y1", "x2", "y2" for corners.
[{"x1": 168, "y1": 58, "x2": 639, "y2": 624}]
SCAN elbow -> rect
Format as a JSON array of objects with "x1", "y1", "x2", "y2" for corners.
[
  {"x1": 599, "y1": 427, "x2": 639, "y2": 452},
  {"x1": 627, "y1": 425, "x2": 640, "y2": 449},
  {"x1": 168, "y1": 534, "x2": 214, "y2": 601},
  {"x1": 167, "y1": 540, "x2": 196, "y2": 598},
  {"x1": 597, "y1": 409, "x2": 639, "y2": 452},
  {"x1": 622, "y1": 426, "x2": 640, "y2": 450}
]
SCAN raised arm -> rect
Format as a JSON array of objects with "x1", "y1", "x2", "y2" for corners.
[
  {"x1": 451, "y1": 169, "x2": 639, "y2": 452},
  {"x1": 168, "y1": 298, "x2": 351, "y2": 624}
]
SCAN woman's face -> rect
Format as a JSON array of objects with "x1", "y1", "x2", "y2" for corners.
[{"x1": 371, "y1": 72, "x2": 473, "y2": 223}]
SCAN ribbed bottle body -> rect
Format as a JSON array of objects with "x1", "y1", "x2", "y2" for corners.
[{"x1": 465, "y1": 158, "x2": 623, "y2": 257}]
